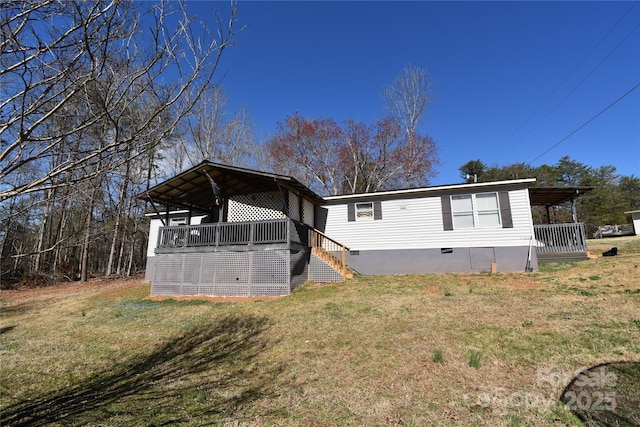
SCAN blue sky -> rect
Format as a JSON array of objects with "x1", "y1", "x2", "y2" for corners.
[{"x1": 188, "y1": 1, "x2": 639, "y2": 185}]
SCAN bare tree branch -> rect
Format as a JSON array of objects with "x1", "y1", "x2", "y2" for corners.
[{"x1": 0, "y1": 0, "x2": 240, "y2": 203}]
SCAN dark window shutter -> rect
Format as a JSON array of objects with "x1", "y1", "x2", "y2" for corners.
[
  {"x1": 347, "y1": 203, "x2": 355, "y2": 222},
  {"x1": 373, "y1": 201, "x2": 382, "y2": 220},
  {"x1": 441, "y1": 196, "x2": 453, "y2": 231},
  {"x1": 498, "y1": 191, "x2": 513, "y2": 228}
]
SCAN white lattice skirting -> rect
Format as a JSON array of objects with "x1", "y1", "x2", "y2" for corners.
[{"x1": 152, "y1": 250, "x2": 292, "y2": 296}]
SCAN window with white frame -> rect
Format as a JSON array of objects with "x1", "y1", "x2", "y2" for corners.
[
  {"x1": 355, "y1": 202, "x2": 374, "y2": 220},
  {"x1": 451, "y1": 195, "x2": 474, "y2": 228},
  {"x1": 169, "y1": 217, "x2": 187, "y2": 226},
  {"x1": 476, "y1": 193, "x2": 501, "y2": 227},
  {"x1": 450, "y1": 193, "x2": 501, "y2": 229},
  {"x1": 348, "y1": 201, "x2": 382, "y2": 222}
]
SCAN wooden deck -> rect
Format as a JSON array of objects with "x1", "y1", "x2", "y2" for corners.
[
  {"x1": 534, "y1": 223, "x2": 588, "y2": 264},
  {"x1": 155, "y1": 219, "x2": 308, "y2": 253},
  {"x1": 154, "y1": 218, "x2": 350, "y2": 280}
]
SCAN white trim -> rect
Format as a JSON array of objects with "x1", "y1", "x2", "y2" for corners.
[
  {"x1": 144, "y1": 210, "x2": 190, "y2": 218},
  {"x1": 324, "y1": 178, "x2": 537, "y2": 201}
]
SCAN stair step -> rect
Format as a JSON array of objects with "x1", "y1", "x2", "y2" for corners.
[{"x1": 537, "y1": 251, "x2": 589, "y2": 264}]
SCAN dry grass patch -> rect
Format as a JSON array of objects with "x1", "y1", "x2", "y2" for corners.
[{"x1": 2, "y1": 240, "x2": 639, "y2": 426}]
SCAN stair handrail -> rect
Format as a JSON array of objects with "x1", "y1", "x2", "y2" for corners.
[{"x1": 308, "y1": 228, "x2": 350, "y2": 277}]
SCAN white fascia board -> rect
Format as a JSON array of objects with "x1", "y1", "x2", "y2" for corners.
[
  {"x1": 323, "y1": 178, "x2": 537, "y2": 202},
  {"x1": 144, "y1": 209, "x2": 191, "y2": 218}
]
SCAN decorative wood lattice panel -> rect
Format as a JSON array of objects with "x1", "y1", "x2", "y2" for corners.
[
  {"x1": 308, "y1": 252, "x2": 344, "y2": 283},
  {"x1": 303, "y1": 199, "x2": 315, "y2": 227},
  {"x1": 289, "y1": 193, "x2": 300, "y2": 221},
  {"x1": 150, "y1": 250, "x2": 292, "y2": 296},
  {"x1": 227, "y1": 192, "x2": 285, "y2": 222}
]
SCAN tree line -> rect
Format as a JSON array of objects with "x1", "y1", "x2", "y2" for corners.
[
  {"x1": 1, "y1": 0, "x2": 241, "y2": 286},
  {"x1": 459, "y1": 157, "x2": 640, "y2": 235}
]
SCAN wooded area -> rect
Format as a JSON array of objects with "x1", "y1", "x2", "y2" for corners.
[
  {"x1": 459, "y1": 156, "x2": 640, "y2": 235},
  {"x1": 1, "y1": 0, "x2": 240, "y2": 286}
]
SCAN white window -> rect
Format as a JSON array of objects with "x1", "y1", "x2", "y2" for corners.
[
  {"x1": 169, "y1": 217, "x2": 187, "y2": 226},
  {"x1": 355, "y1": 202, "x2": 374, "y2": 220},
  {"x1": 450, "y1": 193, "x2": 501, "y2": 229},
  {"x1": 476, "y1": 193, "x2": 500, "y2": 227},
  {"x1": 451, "y1": 195, "x2": 474, "y2": 228}
]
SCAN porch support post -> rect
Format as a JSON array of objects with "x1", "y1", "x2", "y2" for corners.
[
  {"x1": 545, "y1": 205, "x2": 552, "y2": 224},
  {"x1": 571, "y1": 197, "x2": 577, "y2": 223},
  {"x1": 145, "y1": 194, "x2": 167, "y2": 226},
  {"x1": 275, "y1": 179, "x2": 290, "y2": 218}
]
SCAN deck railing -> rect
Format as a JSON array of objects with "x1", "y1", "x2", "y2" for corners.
[
  {"x1": 157, "y1": 219, "x2": 350, "y2": 278},
  {"x1": 309, "y1": 228, "x2": 349, "y2": 277},
  {"x1": 534, "y1": 223, "x2": 587, "y2": 253},
  {"x1": 157, "y1": 219, "x2": 293, "y2": 249}
]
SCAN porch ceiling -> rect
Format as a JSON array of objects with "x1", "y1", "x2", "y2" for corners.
[
  {"x1": 528, "y1": 186, "x2": 593, "y2": 206},
  {"x1": 136, "y1": 161, "x2": 324, "y2": 213}
]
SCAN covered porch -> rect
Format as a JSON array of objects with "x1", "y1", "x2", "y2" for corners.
[
  {"x1": 529, "y1": 186, "x2": 593, "y2": 264},
  {"x1": 137, "y1": 161, "x2": 348, "y2": 297}
]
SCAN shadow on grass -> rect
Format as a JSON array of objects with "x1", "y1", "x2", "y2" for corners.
[
  {"x1": 0, "y1": 300, "x2": 39, "y2": 317},
  {"x1": 560, "y1": 361, "x2": 640, "y2": 427},
  {"x1": 2, "y1": 313, "x2": 282, "y2": 426},
  {"x1": 0, "y1": 325, "x2": 16, "y2": 335}
]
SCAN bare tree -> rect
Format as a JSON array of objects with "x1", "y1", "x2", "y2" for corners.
[
  {"x1": 266, "y1": 113, "x2": 438, "y2": 196},
  {"x1": 0, "y1": 0, "x2": 241, "y2": 285},
  {"x1": 267, "y1": 66, "x2": 439, "y2": 196},
  {"x1": 0, "y1": 0, "x2": 240, "y2": 203},
  {"x1": 267, "y1": 113, "x2": 345, "y2": 196},
  {"x1": 384, "y1": 64, "x2": 434, "y2": 138},
  {"x1": 164, "y1": 85, "x2": 257, "y2": 173},
  {"x1": 384, "y1": 65, "x2": 437, "y2": 187}
]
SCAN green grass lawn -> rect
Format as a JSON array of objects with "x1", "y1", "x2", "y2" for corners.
[{"x1": 2, "y1": 237, "x2": 639, "y2": 426}]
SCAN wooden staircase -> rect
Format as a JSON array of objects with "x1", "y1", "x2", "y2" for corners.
[
  {"x1": 536, "y1": 251, "x2": 589, "y2": 265},
  {"x1": 309, "y1": 228, "x2": 352, "y2": 279}
]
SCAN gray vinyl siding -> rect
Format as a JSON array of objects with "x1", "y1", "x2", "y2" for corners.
[{"x1": 323, "y1": 187, "x2": 534, "y2": 251}]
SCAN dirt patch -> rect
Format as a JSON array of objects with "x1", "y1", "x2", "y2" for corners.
[
  {"x1": 0, "y1": 276, "x2": 145, "y2": 302},
  {"x1": 145, "y1": 295, "x2": 284, "y2": 303},
  {"x1": 0, "y1": 276, "x2": 283, "y2": 304},
  {"x1": 424, "y1": 284, "x2": 441, "y2": 294}
]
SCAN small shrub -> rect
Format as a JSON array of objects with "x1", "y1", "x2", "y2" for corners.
[
  {"x1": 324, "y1": 302, "x2": 342, "y2": 318},
  {"x1": 569, "y1": 287, "x2": 595, "y2": 297},
  {"x1": 469, "y1": 350, "x2": 481, "y2": 369},
  {"x1": 433, "y1": 348, "x2": 444, "y2": 364}
]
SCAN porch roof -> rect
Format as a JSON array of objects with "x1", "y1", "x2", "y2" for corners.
[
  {"x1": 136, "y1": 161, "x2": 324, "y2": 213},
  {"x1": 528, "y1": 186, "x2": 593, "y2": 206}
]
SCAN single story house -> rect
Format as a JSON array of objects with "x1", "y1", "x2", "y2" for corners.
[
  {"x1": 320, "y1": 179, "x2": 538, "y2": 275},
  {"x1": 137, "y1": 162, "x2": 591, "y2": 296}
]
